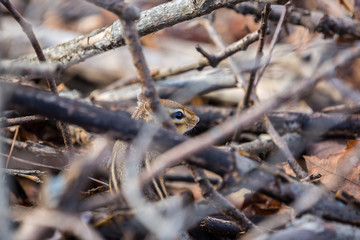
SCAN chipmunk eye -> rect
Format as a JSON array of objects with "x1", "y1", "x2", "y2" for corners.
[{"x1": 171, "y1": 111, "x2": 184, "y2": 120}]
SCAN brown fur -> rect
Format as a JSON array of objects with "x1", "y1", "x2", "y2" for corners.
[{"x1": 110, "y1": 99, "x2": 199, "y2": 201}]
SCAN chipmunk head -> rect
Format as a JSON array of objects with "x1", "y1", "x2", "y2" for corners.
[
  {"x1": 160, "y1": 99, "x2": 199, "y2": 134},
  {"x1": 132, "y1": 99, "x2": 199, "y2": 134}
]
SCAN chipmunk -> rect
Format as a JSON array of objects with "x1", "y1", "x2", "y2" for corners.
[{"x1": 110, "y1": 99, "x2": 199, "y2": 201}]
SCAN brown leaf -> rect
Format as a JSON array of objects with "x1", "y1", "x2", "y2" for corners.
[
  {"x1": 304, "y1": 139, "x2": 360, "y2": 200},
  {"x1": 241, "y1": 192, "x2": 282, "y2": 216}
]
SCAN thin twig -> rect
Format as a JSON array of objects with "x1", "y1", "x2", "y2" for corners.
[
  {"x1": 264, "y1": 115, "x2": 307, "y2": 178},
  {"x1": 0, "y1": 0, "x2": 74, "y2": 158},
  {"x1": 254, "y1": 1, "x2": 291, "y2": 88},
  {"x1": 156, "y1": 28, "x2": 260, "y2": 79},
  {"x1": 1, "y1": 168, "x2": 45, "y2": 183},
  {"x1": 197, "y1": 13, "x2": 247, "y2": 87},
  {"x1": 0, "y1": 153, "x2": 63, "y2": 171},
  {"x1": 243, "y1": 3, "x2": 271, "y2": 109},
  {"x1": 232, "y1": 3, "x2": 271, "y2": 141},
  {"x1": 195, "y1": 29, "x2": 261, "y2": 71},
  {"x1": 0, "y1": 169, "x2": 45, "y2": 175},
  {"x1": 5, "y1": 126, "x2": 19, "y2": 169}
]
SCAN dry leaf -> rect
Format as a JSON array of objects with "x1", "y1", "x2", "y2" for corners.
[
  {"x1": 241, "y1": 192, "x2": 282, "y2": 216},
  {"x1": 304, "y1": 139, "x2": 360, "y2": 200}
]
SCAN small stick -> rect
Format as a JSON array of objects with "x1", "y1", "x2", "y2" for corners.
[
  {"x1": 254, "y1": 1, "x2": 291, "y2": 88},
  {"x1": 5, "y1": 126, "x2": 19, "y2": 168},
  {"x1": 265, "y1": 115, "x2": 307, "y2": 178},
  {"x1": 243, "y1": 3, "x2": 271, "y2": 109},
  {"x1": 232, "y1": 3, "x2": 271, "y2": 141},
  {"x1": 197, "y1": 13, "x2": 247, "y2": 87},
  {"x1": 195, "y1": 29, "x2": 261, "y2": 72},
  {"x1": 0, "y1": 153, "x2": 63, "y2": 171},
  {"x1": 1, "y1": 168, "x2": 45, "y2": 183}
]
